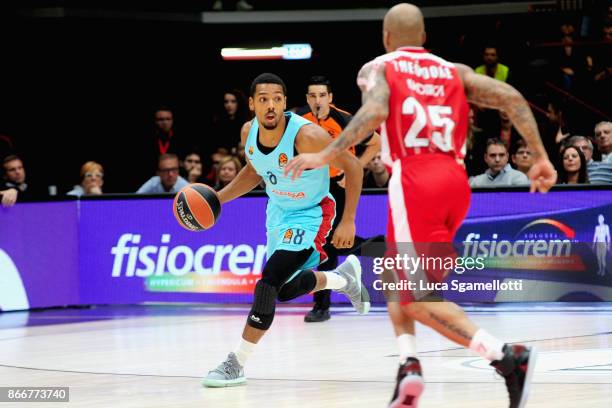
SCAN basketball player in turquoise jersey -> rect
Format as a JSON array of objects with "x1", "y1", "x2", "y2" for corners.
[{"x1": 203, "y1": 73, "x2": 370, "y2": 387}]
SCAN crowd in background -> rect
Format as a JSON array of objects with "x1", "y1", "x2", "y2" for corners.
[{"x1": 0, "y1": 5, "x2": 611, "y2": 206}]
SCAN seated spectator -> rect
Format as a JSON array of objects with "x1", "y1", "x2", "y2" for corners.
[
  {"x1": 565, "y1": 135, "x2": 604, "y2": 182},
  {"x1": 67, "y1": 161, "x2": 105, "y2": 197},
  {"x1": 595, "y1": 121, "x2": 612, "y2": 162},
  {"x1": 558, "y1": 145, "x2": 589, "y2": 184},
  {"x1": 363, "y1": 152, "x2": 389, "y2": 188},
  {"x1": 511, "y1": 139, "x2": 534, "y2": 175},
  {"x1": 214, "y1": 156, "x2": 241, "y2": 191},
  {"x1": 475, "y1": 46, "x2": 510, "y2": 82},
  {"x1": 0, "y1": 155, "x2": 46, "y2": 204},
  {"x1": 205, "y1": 147, "x2": 230, "y2": 183},
  {"x1": 180, "y1": 152, "x2": 210, "y2": 184},
  {"x1": 210, "y1": 89, "x2": 252, "y2": 152},
  {"x1": 470, "y1": 139, "x2": 529, "y2": 187},
  {"x1": 137, "y1": 154, "x2": 188, "y2": 194}
]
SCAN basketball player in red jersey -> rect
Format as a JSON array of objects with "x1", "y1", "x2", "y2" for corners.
[{"x1": 285, "y1": 4, "x2": 557, "y2": 408}]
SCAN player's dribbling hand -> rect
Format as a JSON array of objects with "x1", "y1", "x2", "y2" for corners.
[
  {"x1": 331, "y1": 219, "x2": 356, "y2": 249},
  {"x1": 527, "y1": 158, "x2": 557, "y2": 193},
  {"x1": 284, "y1": 153, "x2": 328, "y2": 180}
]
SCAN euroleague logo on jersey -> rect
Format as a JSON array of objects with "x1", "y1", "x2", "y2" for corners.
[
  {"x1": 248, "y1": 146, "x2": 254, "y2": 155},
  {"x1": 283, "y1": 229, "x2": 294, "y2": 243},
  {"x1": 278, "y1": 153, "x2": 288, "y2": 167}
]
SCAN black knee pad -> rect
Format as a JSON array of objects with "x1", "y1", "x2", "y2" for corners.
[
  {"x1": 277, "y1": 270, "x2": 317, "y2": 302},
  {"x1": 247, "y1": 280, "x2": 277, "y2": 330}
]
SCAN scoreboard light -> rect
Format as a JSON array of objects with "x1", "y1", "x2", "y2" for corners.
[{"x1": 221, "y1": 44, "x2": 312, "y2": 60}]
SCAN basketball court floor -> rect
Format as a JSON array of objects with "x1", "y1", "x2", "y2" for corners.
[{"x1": 0, "y1": 303, "x2": 610, "y2": 407}]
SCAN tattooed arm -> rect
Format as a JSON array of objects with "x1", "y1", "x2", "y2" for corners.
[
  {"x1": 324, "y1": 61, "x2": 390, "y2": 158},
  {"x1": 284, "y1": 61, "x2": 389, "y2": 179},
  {"x1": 455, "y1": 63, "x2": 557, "y2": 192},
  {"x1": 455, "y1": 63, "x2": 546, "y2": 159}
]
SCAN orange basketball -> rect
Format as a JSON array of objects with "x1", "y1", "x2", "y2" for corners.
[{"x1": 173, "y1": 183, "x2": 221, "y2": 231}]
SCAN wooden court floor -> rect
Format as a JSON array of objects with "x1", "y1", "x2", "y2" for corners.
[{"x1": 0, "y1": 304, "x2": 610, "y2": 407}]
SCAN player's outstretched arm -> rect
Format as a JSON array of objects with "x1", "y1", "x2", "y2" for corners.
[
  {"x1": 217, "y1": 121, "x2": 263, "y2": 204},
  {"x1": 455, "y1": 63, "x2": 557, "y2": 193},
  {"x1": 284, "y1": 62, "x2": 389, "y2": 179},
  {"x1": 295, "y1": 124, "x2": 363, "y2": 248}
]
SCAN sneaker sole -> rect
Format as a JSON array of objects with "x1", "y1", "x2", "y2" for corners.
[
  {"x1": 202, "y1": 377, "x2": 247, "y2": 388},
  {"x1": 346, "y1": 255, "x2": 370, "y2": 315},
  {"x1": 517, "y1": 347, "x2": 537, "y2": 408},
  {"x1": 389, "y1": 374, "x2": 424, "y2": 408}
]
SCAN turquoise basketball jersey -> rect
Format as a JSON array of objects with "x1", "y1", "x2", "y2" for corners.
[{"x1": 245, "y1": 111, "x2": 330, "y2": 211}]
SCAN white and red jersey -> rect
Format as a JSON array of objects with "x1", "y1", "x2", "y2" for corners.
[{"x1": 363, "y1": 46, "x2": 469, "y2": 166}]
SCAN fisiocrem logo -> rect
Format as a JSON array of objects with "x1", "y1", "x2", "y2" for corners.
[
  {"x1": 110, "y1": 233, "x2": 267, "y2": 277},
  {"x1": 0, "y1": 249, "x2": 29, "y2": 310},
  {"x1": 462, "y1": 218, "x2": 575, "y2": 258}
]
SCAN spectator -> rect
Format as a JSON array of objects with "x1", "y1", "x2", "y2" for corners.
[
  {"x1": 67, "y1": 161, "x2": 105, "y2": 197},
  {"x1": 470, "y1": 139, "x2": 529, "y2": 187},
  {"x1": 554, "y1": 23, "x2": 590, "y2": 90},
  {"x1": 567, "y1": 135, "x2": 595, "y2": 165},
  {"x1": 151, "y1": 106, "x2": 189, "y2": 167},
  {"x1": 511, "y1": 139, "x2": 534, "y2": 175},
  {"x1": 595, "y1": 121, "x2": 612, "y2": 162},
  {"x1": 473, "y1": 47, "x2": 510, "y2": 141},
  {"x1": 214, "y1": 155, "x2": 241, "y2": 191},
  {"x1": 475, "y1": 46, "x2": 510, "y2": 82},
  {"x1": 180, "y1": 152, "x2": 209, "y2": 184},
  {"x1": 205, "y1": 147, "x2": 230, "y2": 183},
  {"x1": 0, "y1": 155, "x2": 45, "y2": 204},
  {"x1": 363, "y1": 152, "x2": 389, "y2": 188},
  {"x1": 558, "y1": 145, "x2": 589, "y2": 184},
  {"x1": 136, "y1": 154, "x2": 188, "y2": 194},
  {"x1": 210, "y1": 89, "x2": 252, "y2": 152}
]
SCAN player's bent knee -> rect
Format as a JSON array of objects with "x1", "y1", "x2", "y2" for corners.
[{"x1": 248, "y1": 281, "x2": 277, "y2": 330}]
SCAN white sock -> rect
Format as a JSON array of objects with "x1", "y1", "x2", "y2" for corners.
[
  {"x1": 323, "y1": 271, "x2": 347, "y2": 290},
  {"x1": 233, "y1": 338, "x2": 256, "y2": 367},
  {"x1": 397, "y1": 334, "x2": 418, "y2": 362},
  {"x1": 469, "y1": 329, "x2": 505, "y2": 361}
]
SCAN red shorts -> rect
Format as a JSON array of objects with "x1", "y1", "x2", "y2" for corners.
[{"x1": 385, "y1": 154, "x2": 471, "y2": 303}]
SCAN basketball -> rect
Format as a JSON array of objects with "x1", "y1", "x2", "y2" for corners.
[{"x1": 173, "y1": 183, "x2": 221, "y2": 231}]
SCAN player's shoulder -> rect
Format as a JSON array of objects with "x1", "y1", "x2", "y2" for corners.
[{"x1": 295, "y1": 121, "x2": 329, "y2": 152}]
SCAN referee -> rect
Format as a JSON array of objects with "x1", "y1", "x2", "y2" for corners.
[{"x1": 296, "y1": 75, "x2": 381, "y2": 322}]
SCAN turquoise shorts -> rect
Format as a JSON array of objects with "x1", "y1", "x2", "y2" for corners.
[{"x1": 266, "y1": 195, "x2": 336, "y2": 272}]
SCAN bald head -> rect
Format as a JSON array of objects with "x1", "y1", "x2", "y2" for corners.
[{"x1": 383, "y1": 3, "x2": 425, "y2": 52}]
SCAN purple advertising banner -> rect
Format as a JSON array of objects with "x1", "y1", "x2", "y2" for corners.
[
  {"x1": 0, "y1": 201, "x2": 79, "y2": 311},
  {"x1": 1, "y1": 190, "x2": 611, "y2": 311}
]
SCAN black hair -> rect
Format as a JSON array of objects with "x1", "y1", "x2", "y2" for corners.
[
  {"x1": 250, "y1": 73, "x2": 287, "y2": 96},
  {"x1": 307, "y1": 75, "x2": 332, "y2": 93},
  {"x1": 559, "y1": 145, "x2": 589, "y2": 184}
]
